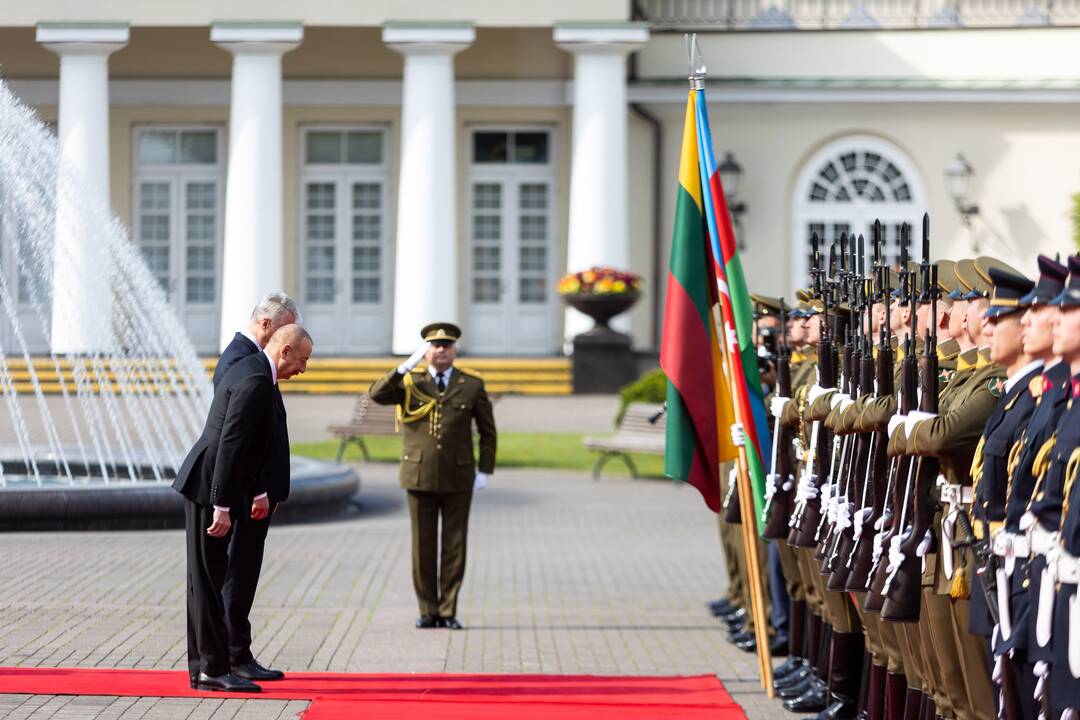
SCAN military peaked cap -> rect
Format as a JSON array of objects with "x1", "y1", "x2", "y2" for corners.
[
  {"x1": 1050, "y1": 254, "x2": 1080, "y2": 307},
  {"x1": 421, "y1": 322, "x2": 462, "y2": 344},
  {"x1": 1021, "y1": 254, "x2": 1068, "y2": 306},
  {"x1": 984, "y1": 268, "x2": 1035, "y2": 320}
]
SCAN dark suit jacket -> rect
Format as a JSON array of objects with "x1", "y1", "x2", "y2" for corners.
[
  {"x1": 173, "y1": 352, "x2": 277, "y2": 509},
  {"x1": 214, "y1": 332, "x2": 259, "y2": 388},
  {"x1": 213, "y1": 333, "x2": 291, "y2": 502}
]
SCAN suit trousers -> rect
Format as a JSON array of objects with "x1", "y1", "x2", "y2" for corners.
[
  {"x1": 407, "y1": 490, "x2": 473, "y2": 618},
  {"x1": 223, "y1": 502, "x2": 275, "y2": 665},
  {"x1": 185, "y1": 500, "x2": 232, "y2": 678}
]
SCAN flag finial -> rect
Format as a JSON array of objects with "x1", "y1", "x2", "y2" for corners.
[{"x1": 686, "y1": 33, "x2": 706, "y2": 89}]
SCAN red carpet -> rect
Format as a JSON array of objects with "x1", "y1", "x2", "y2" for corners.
[{"x1": 0, "y1": 667, "x2": 746, "y2": 719}]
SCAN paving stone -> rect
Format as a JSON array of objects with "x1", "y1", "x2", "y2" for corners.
[{"x1": 0, "y1": 461, "x2": 784, "y2": 719}]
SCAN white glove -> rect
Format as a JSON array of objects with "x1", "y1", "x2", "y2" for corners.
[
  {"x1": 397, "y1": 343, "x2": 430, "y2": 374},
  {"x1": 730, "y1": 422, "x2": 746, "y2": 448},
  {"x1": 807, "y1": 384, "x2": 831, "y2": 405},
  {"x1": 887, "y1": 414, "x2": 907, "y2": 438},
  {"x1": 830, "y1": 392, "x2": 850, "y2": 410},
  {"x1": 474, "y1": 471, "x2": 490, "y2": 491},
  {"x1": 770, "y1": 396, "x2": 791, "y2": 418},
  {"x1": 905, "y1": 410, "x2": 937, "y2": 438}
]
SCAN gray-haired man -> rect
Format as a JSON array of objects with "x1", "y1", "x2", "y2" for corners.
[{"x1": 210, "y1": 292, "x2": 301, "y2": 684}]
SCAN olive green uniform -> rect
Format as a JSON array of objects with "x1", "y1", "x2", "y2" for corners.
[{"x1": 369, "y1": 366, "x2": 497, "y2": 619}]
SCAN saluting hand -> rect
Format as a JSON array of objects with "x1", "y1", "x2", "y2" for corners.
[
  {"x1": 207, "y1": 509, "x2": 232, "y2": 537},
  {"x1": 251, "y1": 495, "x2": 270, "y2": 520}
]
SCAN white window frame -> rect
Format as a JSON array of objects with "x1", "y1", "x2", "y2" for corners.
[
  {"x1": 132, "y1": 125, "x2": 225, "y2": 354},
  {"x1": 465, "y1": 124, "x2": 558, "y2": 355},
  {"x1": 296, "y1": 124, "x2": 392, "y2": 354},
  {"x1": 792, "y1": 135, "x2": 927, "y2": 290}
]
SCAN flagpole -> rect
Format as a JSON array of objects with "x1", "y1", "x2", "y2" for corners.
[
  {"x1": 711, "y1": 306, "x2": 775, "y2": 697},
  {"x1": 689, "y1": 33, "x2": 774, "y2": 696}
]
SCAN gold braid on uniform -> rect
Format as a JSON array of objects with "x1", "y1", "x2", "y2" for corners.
[
  {"x1": 1060, "y1": 448, "x2": 1080, "y2": 528},
  {"x1": 970, "y1": 435, "x2": 986, "y2": 501},
  {"x1": 1026, "y1": 433, "x2": 1057, "y2": 511},
  {"x1": 396, "y1": 372, "x2": 439, "y2": 436}
]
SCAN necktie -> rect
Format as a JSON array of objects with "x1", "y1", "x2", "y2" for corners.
[{"x1": 436, "y1": 373, "x2": 446, "y2": 393}]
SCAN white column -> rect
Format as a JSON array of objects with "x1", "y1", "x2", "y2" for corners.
[
  {"x1": 555, "y1": 23, "x2": 648, "y2": 341},
  {"x1": 384, "y1": 23, "x2": 474, "y2": 354},
  {"x1": 212, "y1": 22, "x2": 302, "y2": 351},
  {"x1": 38, "y1": 23, "x2": 129, "y2": 354}
]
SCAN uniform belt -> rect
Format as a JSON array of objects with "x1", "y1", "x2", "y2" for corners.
[
  {"x1": 1031, "y1": 525, "x2": 1059, "y2": 556},
  {"x1": 1057, "y1": 550, "x2": 1080, "y2": 584},
  {"x1": 992, "y1": 531, "x2": 1029, "y2": 558},
  {"x1": 938, "y1": 481, "x2": 973, "y2": 507}
]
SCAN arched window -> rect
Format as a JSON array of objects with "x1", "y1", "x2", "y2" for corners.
[{"x1": 791, "y1": 135, "x2": 926, "y2": 289}]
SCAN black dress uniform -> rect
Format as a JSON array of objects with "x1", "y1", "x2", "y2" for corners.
[{"x1": 995, "y1": 256, "x2": 1070, "y2": 671}]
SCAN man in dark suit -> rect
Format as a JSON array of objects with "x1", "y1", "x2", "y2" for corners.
[
  {"x1": 175, "y1": 324, "x2": 312, "y2": 693},
  {"x1": 214, "y1": 293, "x2": 299, "y2": 682}
]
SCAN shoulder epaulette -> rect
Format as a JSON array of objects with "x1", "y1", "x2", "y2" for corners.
[{"x1": 459, "y1": 367, "x2": 484, "y2": 379}]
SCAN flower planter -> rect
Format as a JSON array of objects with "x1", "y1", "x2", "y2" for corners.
[{"x1": 561, "y1": 291, "x2": 640, "y2": 335}]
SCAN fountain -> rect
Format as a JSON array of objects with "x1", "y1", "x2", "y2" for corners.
[{"x1": 0, "y1": 81, "x2": 357, "y2": 529}]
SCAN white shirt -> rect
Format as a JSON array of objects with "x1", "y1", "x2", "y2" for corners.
[
  {"x1": 1004, "y1": 358, "x2": 1044, "y2": 395},
  {"x1": 263, "y1": 349, "x2": 278, "y2": 385},
  {"x1": 428, "y1": 365, "x2": 453, "y2": 389},
  {"x1": 240, "y1": 327, "x2": 263, "y2": 350}
]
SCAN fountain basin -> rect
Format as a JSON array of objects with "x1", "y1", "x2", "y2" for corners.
[{"x1": 0, "y1": 456, "x2": 359, "y2": 531}]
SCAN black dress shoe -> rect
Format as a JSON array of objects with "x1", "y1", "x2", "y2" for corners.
[
  {"x1": 773, "y1": 657, "x2": 803, "y2": 678},
  {"x1": 195, "y1": 672, "x2": 261, "y2": 693},
  {"x1": 416, "y1": 615, "x2": 439, "y2": 628},
  {"x1": 777, "y1": 675, "x2": 818, "y2": 700},
  {"x1": 775, "y1": 665, "x2": 812, "y2": 689},
  {"x1": 708, "y1": 599, "x2": 736, "y2": 616},
  {"x1": 232, "y1": 660, "x2": 284, "y2": 681},
  {"x1": 783, "y1": 683, "x2": 830, "y2": 713},
  {"x1": 735, "y1": 636, "x2": 757, "y2": 653},
  {"x1": 727, "y1": 629, "x2": 753, "y2": 645},
  {"x1": 719, "y1": 606, "x2": 746, "y2": 623},
  {"x1": 440, "y1": 616, "x2": 464, "y2": 630}
]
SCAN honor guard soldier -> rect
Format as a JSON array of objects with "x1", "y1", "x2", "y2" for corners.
[
  {"x1": 967, "y1": 266, "x2": 1043, "y2": 717},
  {"x1": 369, "y1": 323, "x2": 497, "y2": 630},
  {"x1": 989, "y1": 255, "x2": 1070, "y2": 720},
  {"x1": 1030, "y1": 254, "x2": 1080, "y2": 717}
]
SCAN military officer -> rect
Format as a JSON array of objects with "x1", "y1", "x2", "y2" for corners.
[{"x1": 369, "y1": 323, "x2": 497, "y2": 630}]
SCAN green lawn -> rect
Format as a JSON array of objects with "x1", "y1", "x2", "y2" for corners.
[{"x1": 293, "y1": 431, "x2": 668, "y2": 479}]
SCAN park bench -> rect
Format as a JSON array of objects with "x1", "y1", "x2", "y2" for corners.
[
  {"x1": 583, "y1": 402, "x2": 665, "y2": 480},
  {"x1": 327, "y1": 394, "x2": 400, "y2": 462}
]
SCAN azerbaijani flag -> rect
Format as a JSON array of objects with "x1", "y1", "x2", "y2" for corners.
[
  {"x1": 693, "y1": 89, "x2": 773, "y2": 531},
  {"x1": 660, "y1": 94, "x2": 738, "y2": 513}
]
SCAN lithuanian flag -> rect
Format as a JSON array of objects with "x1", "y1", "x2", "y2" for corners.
[
  {"x1": 660, "y1": 95, "x2": 738, "y2": 513},
  {"x1": 694, "y1": 89, "x2": 772, "y2": 529}
]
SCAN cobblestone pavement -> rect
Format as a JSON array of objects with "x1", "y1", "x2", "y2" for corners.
[{"x1": 0, "y1": 463, "x2": 780, "y2": 719}]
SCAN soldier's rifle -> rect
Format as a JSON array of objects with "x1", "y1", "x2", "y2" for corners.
[
  {"x1": 764, "y1": 298, "x2": 796, "y2": 538},
  {"x1": 881, "y1": 215, "x2": 938, "y2": 622},
  {"x1": 826, "y1": 235, "x2": 874, "y2": 589},
  {"x1": 790, "y1": 234, "x2": 829, "y2": 544},
  {"x1": 789, "y1": 237, "x2": 838, "y2": 547},
  {"x1": 865, "y1": 225, "x2": 917, "y2": 613},
  {"x1": 847, "y1": 221, "x2": 892, "y2": 591}
]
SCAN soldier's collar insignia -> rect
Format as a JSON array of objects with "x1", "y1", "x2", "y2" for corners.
[
  {"x1": 1073, "y1": 378, "x2": 1080, "y2": 399},
  {"x1": 988, "y1": 378, "x2": 1005, "y2": 398},
  {"x1": 1029, "y1": 375, "x2": 1045, "y2": 399}
]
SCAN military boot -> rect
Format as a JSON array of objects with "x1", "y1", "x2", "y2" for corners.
[
  {"x1": 884, "y1": 672, "x2": 908, "y2": 720},
  {"x1": 854, "y1": 652, "x2": 872, "y2": 720},
  {"x1": 901, "y1": 689, "x2": 922, "y2": 720},
  {"x1": 865, "y1": 664, "x2": 886, "y2": 720},
  {"x1": 811, "y1": 632, "x2": 864, "y2": 720}
]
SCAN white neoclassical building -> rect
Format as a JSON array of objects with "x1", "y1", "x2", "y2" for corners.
[{"x1": 1, "y1": 1, "x2": 1078, "y2": 357}]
